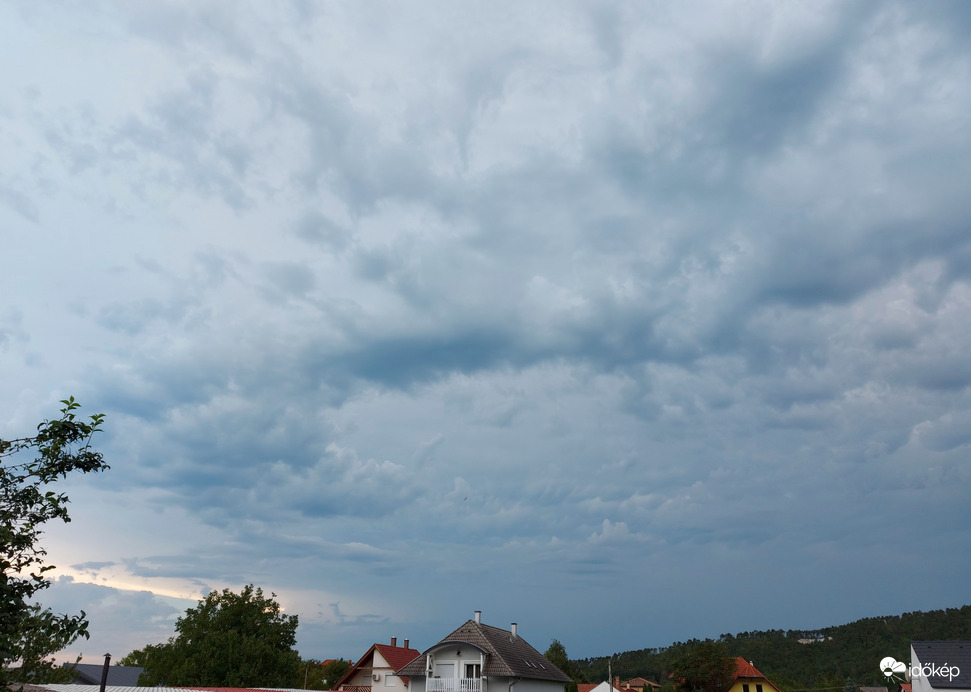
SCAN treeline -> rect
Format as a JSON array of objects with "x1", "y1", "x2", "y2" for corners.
[{"x1": 572, "y1": 605, "x2": 971, "y2": 691}]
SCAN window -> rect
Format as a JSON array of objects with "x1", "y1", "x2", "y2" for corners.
[
  {"x1": 465, "y1": 664, "x2": 481, "y2": 679},
  {"x1": 743, "y1": 685, "x2": 750, "y2": 692},
  {"x1": 756, "y1": 685, "x2": 763, "y2": 692}
]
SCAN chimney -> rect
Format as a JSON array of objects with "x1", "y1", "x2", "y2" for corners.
[
  {"x1": 404, "y1": 639, "x2": 410, "y2": 649},
  {"x1": 474, "y1": 610, "x2": 482, "y2": 624},
  {"x1": 511, "y1": 623, "x2": 518, "y2": 639},
  {"x1": 391, "y1": 636, "x2": 397, "y2": 647},
  {"x1": 615, "y1": 677, "x2": 620, "y2": 690}
]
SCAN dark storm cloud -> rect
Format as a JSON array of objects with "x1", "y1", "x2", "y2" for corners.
[{"x1": 4, "y1": 0, "x2": 971, "y2": 664}]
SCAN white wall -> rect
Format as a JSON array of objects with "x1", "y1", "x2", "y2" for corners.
[
  {"x1": 373, "y1": 650, "x2": 408, "y2": 690},
  {"x1": 912, "y1": 645, "x2": 936, "y2": 692},
  {"x1": 427, "y1": 647, "x2": 487, "y2": 678}
]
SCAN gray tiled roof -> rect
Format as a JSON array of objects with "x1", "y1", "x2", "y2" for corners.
[
  {"x1": 912, "y1": 641, "x2": 971, "y2": 689},
  {"x1": 61, "y1": 664, "x2": 144, "y2": 686},
  {"x1": 397, "y1": 620, "x2": 571, "y2": 684}
]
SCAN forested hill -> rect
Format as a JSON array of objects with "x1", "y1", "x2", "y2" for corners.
[{"x1": 573, "y1": 605, "x2": 971, "y2": 691}]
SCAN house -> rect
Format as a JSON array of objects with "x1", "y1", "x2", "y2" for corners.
[
  {"x1": 335, "y1": 637, "x2": 421, "y2": 692},
  {"x1": 396, "y1": 611, "x2": 572, "y2": 692},
  {"x1": 910, "y1": 642, "x2": 971, "y2": 692},
  {"x1": 580, "y1": 677, "x2": 659, "y2": 692},
  {"x1": 578, "y1": 683, "x2": 620, "y2": 692},
  {"x1": 726, "y1": 658, "x2": 781, "y2": 692}
]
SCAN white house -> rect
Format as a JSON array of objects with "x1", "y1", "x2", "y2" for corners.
[
  {"x1": 910, "y1": 642, "x2": 971, "y2": 692},
  {"x1": 337, "y1": 637, "x2": 422, "y2": 692},
  {"x1": 396, "y1": 611, "x2": 572, "y2": 692}
]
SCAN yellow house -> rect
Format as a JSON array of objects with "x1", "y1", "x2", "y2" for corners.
[{"x1": 727, "y1": 658, "x2": 781, "y2": 692}]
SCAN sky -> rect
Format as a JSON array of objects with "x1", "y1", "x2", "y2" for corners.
[{"x1": 2, "y1": 0, "x2": 971, "y2": 668}]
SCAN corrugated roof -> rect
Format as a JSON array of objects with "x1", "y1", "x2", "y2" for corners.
[
  {"x1": 33, "y1": 686, "x2": 301, "y2": 692},
  {"x1": 36, "y1": 684, "x2": 310, "y2": 692},
  {"x1": 397, "y1": 619, "x2": 571, "y2": 684}
]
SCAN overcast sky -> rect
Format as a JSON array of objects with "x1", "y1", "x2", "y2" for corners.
[{"x1": 3, "y1": 0, "x2": 971, "y2": 667}]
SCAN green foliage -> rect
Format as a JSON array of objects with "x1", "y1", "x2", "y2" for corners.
[
  {"x1": 546, "y1": 639, "x2": 571, "y2": 672},
  {"x1": 572, "y1": 605, "x2": 971, "y2": 691},
  {"x1": 1, "y1": 398, "x2": 109, "y2": 687},
  {"x1": 669, "y1": 640, "x2": 734, "y2": 692},
  {"x1": 321, "y1": 658, "x2": 351, "y2": 689},
  {"x1": 546, "y1": 639, "x2": 584, "y2": 692},
  {"x1": 126, "y1": 584, "x2": 302, "y2": 687},
  {"x1": 6, "y1": 603, "x2": 87, "y2": 684},
  {"x1": 300, "y1": 657, "x2": 351, "y2": 690}
]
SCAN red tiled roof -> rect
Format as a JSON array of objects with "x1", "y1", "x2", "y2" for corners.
[
  {"x1": 336, "y1": 642, "x2": 421, "y2": 690},
  {"x1": 578, "y1": 684, "x2": 621, "y2": 692},
  {"x1": 375, "y1": 643, "x2": 421, "y2": 672},
  {"x1": 732, "y1": 658, "x2": 781, "y2": 692},
  {"x1": 734, "y1": 658, "x2": 763, "y2": 679}
]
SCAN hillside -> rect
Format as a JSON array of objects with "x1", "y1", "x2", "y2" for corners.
[{"x1": 573, "y1": 605, "x2": 971, "y2": 691}]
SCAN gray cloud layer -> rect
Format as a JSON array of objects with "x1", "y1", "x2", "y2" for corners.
[{"x1": 2, "y1": 0, "x2": 970, "y2": 661}]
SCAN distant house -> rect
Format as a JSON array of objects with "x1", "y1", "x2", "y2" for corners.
[
  {"x1": 397, "y1": 611, "x2": 572, "y2": 692},
  {"x1": 726, "y1": 658, "x2": 781, "y2": 692},
  {"x1": 335, "y1": 637, "x2": 422, "y2": 692},
  {"x1": 910, "y1": 642, "x2": 971, "y2": 692},
  {"x1": 60, "y1": 663, "x2": 144, "y2": 686},
  {"x1": 578, "y1": 683, "x2": 621, "y2": 692},
  {"x1": 581, "y1": 677, "x2": 659, "y2": 692}
]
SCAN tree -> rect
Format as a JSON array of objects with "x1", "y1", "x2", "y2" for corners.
[
  {"x1": 1, "y1": 397, "x2": 108, "y2": 687},
  {"x1": 669, "y1": 640, "x2": 735, "y2": 692},
  {"x1": 126, "y1": 584, "x2": 302, "y2": 687},
  {"x1": 299, "y1": 657, "x2": 351, "y2": 690},
  {"x1": 545, "y1": 639, "x2": 582, "y2": 692}
]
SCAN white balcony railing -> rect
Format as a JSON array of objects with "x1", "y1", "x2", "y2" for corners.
[{"x1": 428, "y1": 678, "x2": 481, "y2": 692}]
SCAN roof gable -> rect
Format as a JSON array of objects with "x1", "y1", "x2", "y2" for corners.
[
  {"x1": 733, "y1": 658, "x2": 781, "y2": 692},
  {"x1": 337, "y1": 642, "x2": 422, "y2": 689},
  {"x1": 376, "y1": 643, "x2": 422, "y2": 678}
]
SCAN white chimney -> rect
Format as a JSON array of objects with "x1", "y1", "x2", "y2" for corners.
[
  {"x1": 474, "y1": 610, "x2": 482, "y2": 624},
  {"x1": 511, "y1": 623, "x2": 518, "y2": 639}
]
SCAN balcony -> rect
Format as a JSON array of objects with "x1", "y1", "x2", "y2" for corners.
[{"x1": 428, "y1": 678, "x2": 482, "y2": 692}]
